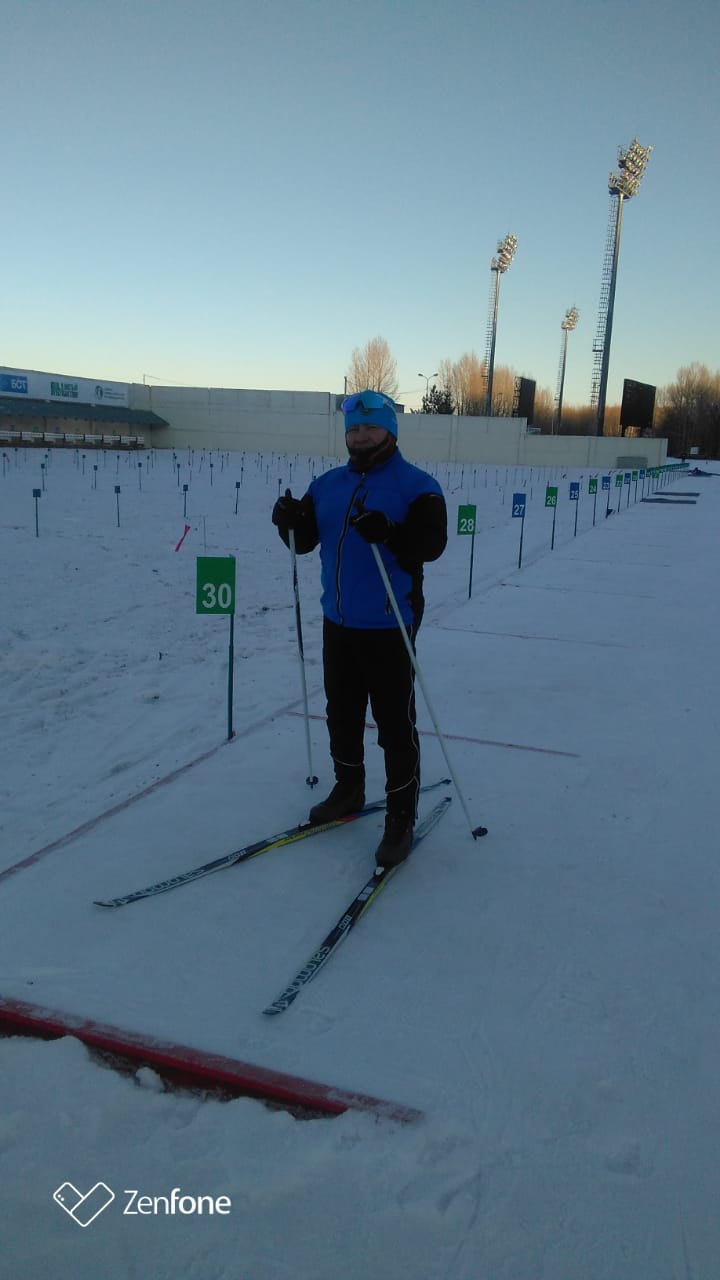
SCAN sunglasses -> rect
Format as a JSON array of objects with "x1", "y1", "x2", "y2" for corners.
[{"x1": 341, "y1": 391, "x2": 395, "y2": 413}]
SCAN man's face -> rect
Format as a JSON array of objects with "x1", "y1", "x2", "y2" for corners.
[{"x1": 345, "y1": 422, "x2": 391, "y2": 458}]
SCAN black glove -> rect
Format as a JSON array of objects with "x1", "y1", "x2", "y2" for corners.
[
  {"x1": 351, "y1": 503, "x2": 396, "y2": 544},
  {"x1": 272, "y1": 491, "x2": 305, "y2": 536}
]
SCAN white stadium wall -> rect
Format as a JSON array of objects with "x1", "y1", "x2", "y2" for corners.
[
  {"x1": 131, "y1": 385, "x2": 340, "y2": 456},
  {"x1": 130, "y1": 384, "x2": 668, "y2": 470}
]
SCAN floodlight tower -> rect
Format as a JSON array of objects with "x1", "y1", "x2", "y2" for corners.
[
  {"x1": 484, "y1": 233, "x2": 517, "y2": 416},
  {"x1": 553, "y1": 306, "x2": 580, "y2": 434},
  {"x1": 590, "y1": 137, "x2": 652, "y2": 435}
]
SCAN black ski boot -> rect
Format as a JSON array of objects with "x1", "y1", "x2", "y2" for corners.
[
  {"x1": 309, "y1": 774, "x2": 365, "y2": 825},
  {"x1": 374, "y1": 811, "x2": 414, "y2": 870}
]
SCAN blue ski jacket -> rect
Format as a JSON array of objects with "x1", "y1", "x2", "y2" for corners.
[{"x1": 283, "y1": 449, "x2": 447, "y2": 629}]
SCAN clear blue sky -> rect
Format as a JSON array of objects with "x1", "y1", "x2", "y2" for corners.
[{"x1": 2, "y1": 0, "x2": 718, "y2": 411}]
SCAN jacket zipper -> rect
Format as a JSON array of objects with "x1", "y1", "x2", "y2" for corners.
[{"x1": 335, "y1": 477, "x2": 366, "y2": 624}]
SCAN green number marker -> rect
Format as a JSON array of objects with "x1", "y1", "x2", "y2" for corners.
[
  {"x1": 196, "y1": 556, "x2": 237, "y2": 739},
  {"x1": 457, "y1": 504, "x2": 476, "y2": 535},
  {"x1": 196, "y1": 556, "x2": 236, "y2": 614},
  {"x1": 457, "y1": 504, "x2": 477, "y2": 597}
]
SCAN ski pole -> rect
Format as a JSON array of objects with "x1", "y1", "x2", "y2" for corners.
[
  {"x1": 288, "y1": 519, "x2": 318, "y2": 788},
  {"x1": 370, "y1": 543, "x2": 486, "y2": 839}
]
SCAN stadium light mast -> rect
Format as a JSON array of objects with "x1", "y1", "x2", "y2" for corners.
[
  {"x1": 590, "y1": 137, "x2": 652, "y2": 435},
  {"x1": 484, "y1": 233, "x2": 517, "y2": 416},
  {"x1": 553, "y1": 306, "x2": 579, "y2": 434}
]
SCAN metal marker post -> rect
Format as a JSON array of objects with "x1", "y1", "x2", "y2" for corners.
[
  {"x1": 228, "y1": 612, "x2": 234, "y2": 738},
  {"x1": 288, "y1": 526, "x2": 318, "y2": 787},
  {"x1": 114, "y1": 485, "x2": 121, "y2": 526},
  {"x1": 33, "y1": 488, "x2": 41, "y2": 537},
  {"x1": 457, "y1": 504, "x2": 477, "y2": 598},
  {"x1": 569, "y1": 481, "x2": 580, "y2": 536},
  {"x1": 545, "y1": 485, "x2": 558, "y2": 549},
  {"x1": 632, "y1": 470, "x2": 639, "y2": 502},
  {"x1": 589, "y1": 476, "x2": 598, "y2": 526},
  {"x1": 512, "y1": 492, "x2": 526, "y2": 566},
  {"x1": 183, "y1": 483, "x2": 188, "y2": 517},
  {"x1": 602, "y1": 474, "x2": 611, "y2": 516},
  {"x1": 639, "y1": 468, "x2": 646, "y2": 499},
  {"x1": 615, "y1": 473, "x2": 623, "y2": 510},
  {"x1": 625, "y1": 472, "x2": 631, "y2": 507},
  {"x1": 196, "y1": 556, "x2": 237, "y2": 740}
]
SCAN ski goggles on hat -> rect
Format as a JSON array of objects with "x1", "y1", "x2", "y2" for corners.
[
  {"x1": 341, "y1": 391, "x2": 395, "y2": 414},
  {"x1": 341, "y1": 390, "x2": 399, "y2": 438}
]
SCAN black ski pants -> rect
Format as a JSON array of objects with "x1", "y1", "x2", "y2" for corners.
[{"x1": 322, "y1": 617, "x2": 420, "y2": 817}]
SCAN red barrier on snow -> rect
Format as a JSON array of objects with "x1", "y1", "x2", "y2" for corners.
[{"x1": 0, "y1": 995, "x2": 423, "y2": 1123}]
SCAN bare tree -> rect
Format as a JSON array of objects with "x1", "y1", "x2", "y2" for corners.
[
  {"x1": 659, "y1": 363, "x2": 720, "y2": 457},
  {"x1": 438, "y1": 352, "x2": 486, "y2": 415},
  {"x1": 557, "y1": 403, "x2": 620, "y2": 435},
  {"x1": 488, "y1": 365, "x2": 517, "y2": 416},
  {"x1": 346, "y1": 336, "x2": 398, "y2": 398},
  {"x1": 531, "y1": 385, "x2": 554, "y2": 433},
  {"x1": 437, "y1": 358, "x2": 457, "y2": 409}
]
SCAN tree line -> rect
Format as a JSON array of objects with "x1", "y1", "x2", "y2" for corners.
[
  {"x1": 347, "y1": 337, "x2": 720, "y2": 455},
  {"x1": 656, "y1": 364, "x2": 720, "y2": 459}
]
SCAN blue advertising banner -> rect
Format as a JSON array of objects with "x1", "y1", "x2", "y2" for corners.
[{"x1": 0, "y1": 374, "x2": 28, "y2": 394}]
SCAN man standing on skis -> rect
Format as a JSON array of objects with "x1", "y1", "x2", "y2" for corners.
[{"x1": 271, "y1": 390, "x2": 447, "y2": 869}]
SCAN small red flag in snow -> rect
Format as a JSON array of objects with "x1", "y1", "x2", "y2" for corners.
[{"x1": 175, "y1": 524, "x2": 192, "y2": 552}]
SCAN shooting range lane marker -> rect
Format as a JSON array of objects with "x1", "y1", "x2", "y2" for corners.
[
  {"x1": 285, "y1": 710, "x2": 580, "y2": 758},
  {"x1": 0, "y1": 685, "x2": 324, "y2": 887},
  {"x1": 434, "y1": 624, "x2": 631, "y2": 649},
  {"x1": 500, "y1": 582, "x2": 656, "y2": 600}
]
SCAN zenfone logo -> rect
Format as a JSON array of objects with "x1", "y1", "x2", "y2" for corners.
[
  {"x1": 52, "y1": 1181, "x2": 232, "y2": 1226},
  {"x1": 53, "y1": 1181, "x2": 115, "y2": 1227}
]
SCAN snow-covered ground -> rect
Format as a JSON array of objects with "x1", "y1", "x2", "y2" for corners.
[{"x1": 2, "y1": 443, "x2": 719, "y2": 1279}]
